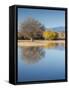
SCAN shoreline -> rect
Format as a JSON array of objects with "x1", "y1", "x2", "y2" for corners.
[{"x1": 18, "y1": 40, "x2": 65, "y2": 47}]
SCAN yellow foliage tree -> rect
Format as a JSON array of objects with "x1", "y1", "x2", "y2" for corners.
[{"x1": 43, "y1": 31, "x2": 58, "y2": 40}]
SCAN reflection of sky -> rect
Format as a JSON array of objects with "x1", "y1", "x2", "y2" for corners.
[
  {"x1": 17, "y1": 47, "x2": 65, "y2": 82},
  {"x1": 18, "y1": 8, "x2": 65, "y2": 30}
]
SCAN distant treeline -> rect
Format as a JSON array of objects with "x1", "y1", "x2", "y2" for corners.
[{"x1": 18, "y1": 31, "x2": 65, "y2": 40}]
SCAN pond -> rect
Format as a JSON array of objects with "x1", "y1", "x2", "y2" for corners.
[{"x1": 17, "y1": 42, "x2": 65, "y2": 82}]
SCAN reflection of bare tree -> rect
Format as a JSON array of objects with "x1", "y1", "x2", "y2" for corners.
[{"x1": 20, "y1": 47, "x2": 45, "y2": 64}]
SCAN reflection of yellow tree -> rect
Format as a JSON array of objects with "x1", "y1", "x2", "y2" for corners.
[
  {"x1": 43, "y1": 31, "x2": 58, "y2": 40},
  {"x1": 21, "y1": 47, "x2": 45, "y2": 64},
  {"x1": 44, "y1": 42, "x2": 65, "y2": 48},
  {"x1": 44, "y1": 42, "x2": 58, "y2": 48},
  {"x1": 59, "y1": 42, "x2": 65, "y2": 47}
]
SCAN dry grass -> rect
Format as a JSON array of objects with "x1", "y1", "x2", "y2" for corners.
[{"x1": 18, "y1": 40, "x2": 65, "y2": 47}]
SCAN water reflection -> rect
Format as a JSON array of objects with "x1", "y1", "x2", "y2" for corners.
[
  {"x1": 18, "y1": 41, "x2": 65, "y2": 81},
  {"x1": 44, "y1": 42, "x2": 65, "y2": 50},
  {"x1": 20, "y1": 47, "x2": 45, "y2": 64},
  {"x1": 18, "y1": 42, "x2": 65, "y2": 64}
]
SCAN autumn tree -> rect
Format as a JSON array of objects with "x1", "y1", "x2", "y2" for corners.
[
  {"x1": 60, "y1": 32, "x2": 65, "y2": 39},
  {"x1": 43, "y1": 31, "x2": 58, "y2": 40}
]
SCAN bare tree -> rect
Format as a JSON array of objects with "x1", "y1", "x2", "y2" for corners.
[{"x1": 19, "y1": 17, "x2": 45, "y2": 40}]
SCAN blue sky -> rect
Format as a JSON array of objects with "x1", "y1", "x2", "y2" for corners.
[{"x1": 18, "y1": 8, "x2": 65, "y2": 30}]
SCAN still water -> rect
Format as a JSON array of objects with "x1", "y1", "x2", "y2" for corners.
[{"x1": 17, "y1": 42, "x2": 65, "y2": 82}]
